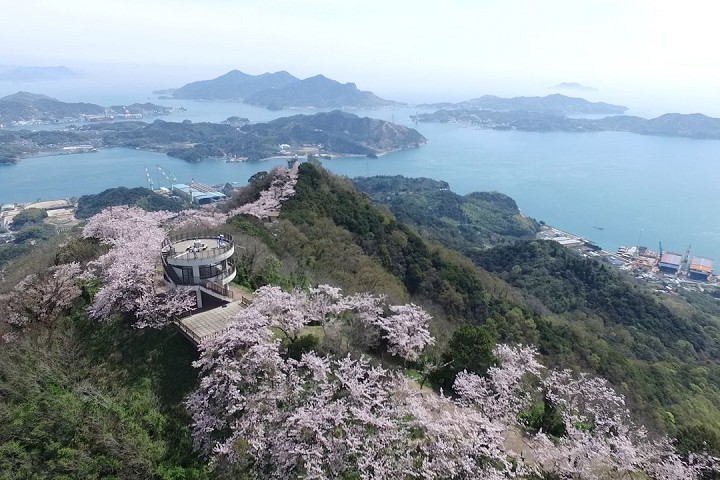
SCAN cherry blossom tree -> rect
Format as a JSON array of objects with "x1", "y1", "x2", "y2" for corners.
[
  {"x1": 188, "y1": 307, "x2": 717, "y2": 480},
  {"x1": 374, "y1": 303, "x2": 435, "y2": 361},
  {"x1": 228, "y1": 163, "x2": 300, "y2": 220},
  {"x1": 244, "y1": 284, "x2": 434, "y2": 361},
  {"x1": 166, "y1": 208, "x2": 229, "y2": 230},
  {"x1": 187, "y1": 309, "x2": 520, "y2": 479},
  {"x1": 455, "y1": 345, "x2": 718, "y2": 479},
  {"x1": 1, "y1": 262, "x2": 83, "y2": 334},
  {"x1": 83, "y1": 206, "x2": 195, "y2": 328}
]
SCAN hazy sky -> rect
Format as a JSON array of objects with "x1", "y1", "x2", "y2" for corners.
[{"x1": 2, "y1": 0, "x2": 720, "y2": 111}]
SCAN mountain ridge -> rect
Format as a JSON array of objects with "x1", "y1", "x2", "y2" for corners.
[
  {"x1": 171, "y1": 70, "x2": 299, "y2": 100},
  {"x1": 170, "y1": 69, "x2": 394, "y2": 108}
]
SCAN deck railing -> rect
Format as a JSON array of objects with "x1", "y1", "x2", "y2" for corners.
[
  {"x1": 201, "y1": 261, "x2": 236, "y2": 284},
  {"x1": 201, "y1": 280, "x2": 234, "y2": 300},
  {"x1": 175, "y1": 319, "x2": 202, "y2": 344},
  {"x1": 162, "y1": 256, "x2": 184, "y2": 285},
  {"x1": 162, "y1": 232, "x2": 234, "y2": 262}
]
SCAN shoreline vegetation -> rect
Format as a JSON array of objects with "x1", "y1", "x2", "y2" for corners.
[{"x1": 0, "y1": 110, "x2": 427, "y2": 165}]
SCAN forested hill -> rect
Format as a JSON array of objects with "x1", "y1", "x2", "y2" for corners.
[
  {"x1": 1, "y1": 164, "x2": 719, "y2": 477},
  {"x1": 169, "y1": 69, "x2": 394, "y2": 108},
  {"x1": 352, "y1": 175, "x2": 539, "y2": 251},
  {"x1": 243, "y1": 74, "x2": 393, "y2": 109},
  {"x1": 350, "y1": 171, "x2": 720, "y2": 453},
  {"x1": 171, "y1": 69, "x2": 299, "y2": 100},
  {"x1": 419, "y1": 107, "x2": 720, "y2": 140},
  {"x1": 0, "y1": 91, "x2": 173, "y2": 124}
]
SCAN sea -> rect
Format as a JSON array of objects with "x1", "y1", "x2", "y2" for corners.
[{"x1": 2, "y1": 94, "x2": 720, "y2": 261}]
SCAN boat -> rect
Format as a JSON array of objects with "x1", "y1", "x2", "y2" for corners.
[{"x1": 593, "y1": 226, "x2": 604, "y2": 230}]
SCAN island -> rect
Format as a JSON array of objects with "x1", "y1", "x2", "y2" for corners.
[
  {"x1": 167, "y1": 69, "x2": 395, "y2": 108},
  {"x1": 243, "y1": 74, "x2": 394, "y2": 109},
  {"x1": 416, "y1": 108, "x2": 720, "y2": 140},
  {"x1": 0, "y1": 110, "x2": 426, "y2": 164},
  {"x1": 420, "y1": 93, "x2": 626, "y2": 115},
  {"x1": 0, "y1": 92, "x2": 177, "y2": 127},
  {"x1": 171, "y1": 70, "x2": 299, "y2": 100}
]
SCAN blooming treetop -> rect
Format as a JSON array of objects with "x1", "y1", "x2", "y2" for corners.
[
  {"x1": 166, "y1": 208, "x2": 229, "y2": 230},
  {"x1": 1, "y1": 262, "x2": 83, "y2": 340},
  {"x1": 78, "y1": 162, "x2": 303, "y2": 326},
  {"x1": 456, "y1": 347, "x2": 717, "y2": 479},
  {"x1": 83, "y1": 206, "x2": 195, "y2": 328},
  {"x1": 228, "y1": 163, "x2": 300, "y2": 220},
  {"x1": 188, "y1": 322, "x2": 717, "y2": 479},
  {"x1": 187, "y1": 305, "x2": 514, "y2": 479},
  {"x1": 237, "y1": 284, "x2": 435, "y2": 361}
]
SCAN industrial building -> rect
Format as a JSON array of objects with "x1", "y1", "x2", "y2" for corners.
[
  {"x1": 658, "y1": 252, "x2": 682, "y2": 274},
  {"x1": 688, "y1": 256, "x2": 714, "y2": 281},
  {"x1": 172, "y1": 183, "x2": 226, "y2": 205}
]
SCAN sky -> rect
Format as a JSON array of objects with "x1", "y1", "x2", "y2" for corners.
[{"x1": 2, "y1": 0, "x2": 720, "y2": 113}]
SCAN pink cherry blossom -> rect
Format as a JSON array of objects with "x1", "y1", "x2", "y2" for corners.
[
  {"x1": 83, "y1": 205, "x2": 195, "y2": 328},
  {"x1": 1, "y1": 262, "x2": 82, "y2": 332}
]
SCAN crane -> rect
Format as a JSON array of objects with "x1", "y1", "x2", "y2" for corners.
[
  {"x1": 145, "y1": 167, "x2": 153, "y2": 190},
  {"x1": 157, "y1": 165, "x2": 177, "y2": 189},
  {"x1": 682, "y1": 245, "x2": 692, "y2": 274}
]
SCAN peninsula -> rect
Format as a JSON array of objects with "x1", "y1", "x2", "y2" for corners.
[
  {"x1": 0, "y1": 110, "x2": 426, "y2": 164},
  {"x1": 0, "y1": 92, "x2": 176, "y2": 127}
]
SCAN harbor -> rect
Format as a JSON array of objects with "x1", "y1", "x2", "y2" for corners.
[{"x1": 537, "y1": 225, "x2": 718, "y2": 295}]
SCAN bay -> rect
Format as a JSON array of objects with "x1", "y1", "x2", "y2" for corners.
[{"x1": 1, "y1": 98, "x2": 719, "y2": 262}]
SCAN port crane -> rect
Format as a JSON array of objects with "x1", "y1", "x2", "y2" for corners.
[
  {"x1": 157, "y1": 165, "x2": 177, "y2": 189},
  {"x1": 145, "y1": 167, "x2": 153, "y2": 190}
]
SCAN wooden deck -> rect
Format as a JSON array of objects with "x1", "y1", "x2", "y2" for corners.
[{"x1": 176, "y1": 284, "x2": 254, "y2": 346}]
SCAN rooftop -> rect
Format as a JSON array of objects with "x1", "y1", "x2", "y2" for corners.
[
  {"x1": 659, "y1": 252, "x2": 682, "y2": 267},
  {"x1": 689, "y1": 256, "x2": 714, "y2": 274}
]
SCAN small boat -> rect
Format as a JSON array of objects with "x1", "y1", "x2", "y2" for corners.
[{"x1": 593, "y1": 226, "x2": 605, "y2": 230}]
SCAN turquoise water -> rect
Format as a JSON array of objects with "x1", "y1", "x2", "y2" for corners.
[{"x1": 1, "y1": 100, "x2": 719, "y2": 261}]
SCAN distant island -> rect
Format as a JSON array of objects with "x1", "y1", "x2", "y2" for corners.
[
  {"x1": 552, "y1": 82, "x2": 598, "y2": 92},
  {"x1": 417, "y1": 107, "x2": 720, "y2": 140},
  {"x1": 171, "y1": 70, "x2": 298, "y2": 101},
  {"x1": 0, "y1": 65, "x2": 79, "y2": 82},
  {"x1": 0, "y1": 110, "x2": 426, "y2": 164},
  {"x1": 420, "y1": 93, "x2": 626, "y2": 115},
  {"x1": 168, "y1": 69, "x2": 395, "y2": 109},
  {"x1": 0, "y1": 92, "x2": 177, "y2": 127}
]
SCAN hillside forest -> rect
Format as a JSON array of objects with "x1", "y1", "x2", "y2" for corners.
[{"x1": 0, "y1": 163, "x2": 718, "y2": 479}]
